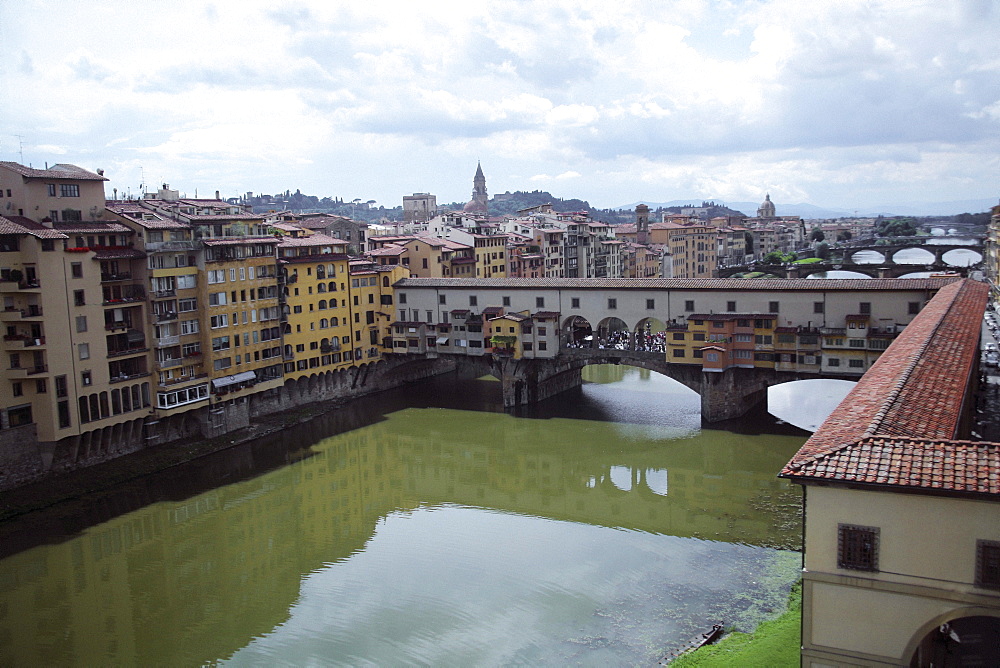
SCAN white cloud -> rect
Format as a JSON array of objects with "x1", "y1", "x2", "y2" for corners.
[{"x1": 0, "y1": 0, "x2": 996, "y2": 210}]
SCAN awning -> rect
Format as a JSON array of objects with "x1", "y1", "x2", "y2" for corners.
[
  {"x1": 436, "y1": 336, "x2": 449, "y2": 345},
  {"x1": 212, "y1": 370, "x2": 256, "y2": 389}
]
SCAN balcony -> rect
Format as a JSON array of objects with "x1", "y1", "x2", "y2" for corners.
[
  {"x1": 108, "y1": 346, "x2": 148, "y2": 359},
  {"x1": 105, "y1": 320, "x2": 133, "y2": 332},
  {"x1": 100, "y1": 272, "x2": 133, "y2": 282},
  {"x1": 0, "y1": 305, "x2": 43, "y2": 321},
  {"x1": 156, "y1": 358, "x2": 184, "y2": 370},
  {"x1": 151, "y1": 289, "x2": 176, "y2": 299},
  {"x1": 157, "y1": 335, "x2": 181, "y2": 346},
  {"x1": 3, "y1": 334, "x2": 44, "y2": 348},
  {"x1": 109, "y1": 371, "x2": 151, "y2": 384},
  {"x1": 145, "y1": 240, "x2": 199, "y2": 252},
  {"x1": 155, "y1": 312, "x2": 178, "y2": 323},
  {"x1": 160, "y1": 372, "x2": 208, "y2": 387}
]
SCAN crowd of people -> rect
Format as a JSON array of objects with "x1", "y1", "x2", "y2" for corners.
[{"x1": 564, "y1": 328, "x2": 668, "y2": 353}]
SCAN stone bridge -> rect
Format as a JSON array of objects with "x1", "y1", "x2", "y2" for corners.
[
  {"x1": 720, "y1": 238, "x2": 983, "y2": 278},
  {"x1": 378, "y1": 348, "x2": 855, "y2": 422}
]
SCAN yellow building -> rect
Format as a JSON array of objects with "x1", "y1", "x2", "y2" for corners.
[{"x1": 279, "y1": 235, "x2": 405, "y2": 380}]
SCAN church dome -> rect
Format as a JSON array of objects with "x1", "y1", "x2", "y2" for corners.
[
  {"x1": 757, "y1": 193, "x2": 776, "y2": 218},
  {"x1": 463, "y1": 199, "x2": 487, "y2": 214}
]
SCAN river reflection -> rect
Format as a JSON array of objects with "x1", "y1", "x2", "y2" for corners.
[{"x1": 0, "y1": 367, "x2": 806, "y2": 667}]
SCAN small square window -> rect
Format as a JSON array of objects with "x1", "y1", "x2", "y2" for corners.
[
  {"x1": 71, "y1": 262, "x2": 83, "y2": 278},
  {"x1": 74, "y1": 290, "x2": 85, "y2": 306},
  {"x1": 838, "y1": 524, "x2": 879, "y2": 572},
  {"x1": 769, "y1": 301, "x2": 779, "y2": 313},
  {"x1": 727, "y1": 301, "x2": 736, "y2": 311},
  {"x1": 685, "y1": 300, "x2": 694, "y2": 311},
  {"x1": 860, "y1": 302, "x2": 871, "y2": 314},
  {"x1": 814, "y1": 302, "x2": 825, "y2": 314},
  {"x1": 908, "y1": 302, "x2": 920, "y2": 315},
  {"x1": 976, "y1": 540, "x2": 1000, "y2": 590},
  {"x1": 502, "y1": 296, "x2": 511, "y2": 307},
  {"x1": 399, "y1": 293, "x2": 407, "y2": 304},
  {"x1": 571, "y1": 298, "x2": 580, "y2": 309},
  {"x1": 608, "y1": 298, "x2": 617, "y2": 309},
  {"x1": 646, "y1": 299, "x2": 655, "y2": 310},
  {"x1": 536, "y1": 297, "x2": 545, "y2": 308},
  {"x1": 469, "y1": 295, "x2": 478, "y2": 306}
]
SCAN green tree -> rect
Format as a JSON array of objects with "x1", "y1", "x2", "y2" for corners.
[
  {"x1": 837, "y1": 230, "x2": 853, "y2": 241},
  {"x1": 810, "y1": 228, "x2": 825, "y2": 242},
  {"x1": 816, "y1": 242, "x2": 830, "y2": 259}
]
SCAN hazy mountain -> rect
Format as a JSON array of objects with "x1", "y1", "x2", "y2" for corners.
[{"x1": 615, "y1": 198, "x2": 997, "y2": 219}]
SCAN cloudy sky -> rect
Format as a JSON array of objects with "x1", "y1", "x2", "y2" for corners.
[{"x1": 2, "y1": 0, "x2": 998, "y2": 212}]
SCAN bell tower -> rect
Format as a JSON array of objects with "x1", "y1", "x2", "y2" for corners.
[{"x1": 636, "y1": 203, "x2": 650, "y2": 245}]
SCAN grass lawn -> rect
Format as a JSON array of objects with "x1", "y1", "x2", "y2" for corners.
[{"x1": 669, "y1": 581, "x2": 801, "y2": 667}]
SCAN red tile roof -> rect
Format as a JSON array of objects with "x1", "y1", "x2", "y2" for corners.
[
  {"x1": 0, "y1": 162, "x2": 108, "y2": 181},
  {"x1": 788, "y1": 437, "x2": 999, "y2": 496},
  {"x1": 781, "y1": 279, "x2": 999, "y2": 498},
  {"x1": 395, "y1": 277, "x2": 959, "y2": 292},
  {"x1": 0, "y1": 215, "x2": 68, "y2": 239}
]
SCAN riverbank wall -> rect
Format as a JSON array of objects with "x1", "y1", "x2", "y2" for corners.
[{"x1": 0, "y1": 355, "x2": 456, "y2": 502}]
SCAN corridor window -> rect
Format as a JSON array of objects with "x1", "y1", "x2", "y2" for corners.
[
  {"x1": 571, "y1": 298, "x2": 580, "y2": 309},
  {"x1": 685, "y1": 300, "x2": 695, "y2": 311},
  {"x1": 976, "y1": 540, "x2": 1000, "y2": 590},
  {"x1": 814, "y1": 302, "x2": 825, "y2": 314},
  {"x1": 838, "y1": 524, "x2": 879, "y2": 572},
  {"x1": 646, "y1": 299, "x2": 655, "y2": 309},
  {"x1": 536, "y1": 297, "x2": 545, "y2": 308},
  {"x1": 727, "y1": 301, "x2": 736, "y2": 311},
  {"x1": 608, "y1": 298, "x2": 617, "y2": 309},
  {"x1": 837, "y1": 524, "x2": 879, "y2": 572}
]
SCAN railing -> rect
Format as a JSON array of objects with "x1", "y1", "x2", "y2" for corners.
[
  {"x1": 155, "y1": 312, "x2": 178, "y2": 322},
  {"x1": 26, "y1": 365, "x2": 48, "y2": 375},
  {"x1": 105, "y1": 321, "x2": 132, "y2": 331},
  {"x1": 160, "y1": 372, "x2": 208, "y2": 386},
  {"x1": 157, "y1": 335, "x2": 180, "y2": 346},
  {"x1": 108, "y1": 346, "x2": 148, "y2": 358},
  {"x1": 156, "y1": 358, "x2": 184, "y2": 369},
  {"x1": 151, "y1": 289, "x2": 176, "y2": 299},
  {"x1": 109, "y1": 371, "x2": 151, "y2": 384},
  {"x1": 100, "y1": 272, "x2": 132, "y2": 282}
]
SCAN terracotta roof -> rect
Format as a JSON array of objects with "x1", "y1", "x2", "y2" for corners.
[
  {"x1": 0, "y1": 162, "x2": 108, "y2": 181},
  {"x1": 781, "y1": 279, "x2": 999, "y2": 498},
  {"x1": 395, "y1": 277, "x2": 959, "y2": 291},
  {"x1": 533, "y1": 311, "x2": 560, "y2": 319},
  {"x1": 482, "y1": 306, "x2": 503, "y2": 315},
  {"x1": 54, "y1": 221, "x2": 132, "y2": 234},
  {"x1": 0, "y1": 215, "x2": 68, "y2": 239},
  {"x1": 107, "y1": 203, "x2": 188, "y2": 230},
  {"x1": 787, "y1": 437, "x2": 999, "y2": 497},
  {"x1": 276, "y1": 233, "x2": 347, "y2": 248}
]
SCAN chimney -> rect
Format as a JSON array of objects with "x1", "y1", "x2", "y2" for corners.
[{"x1": 215, "y1": 190, "x2": 220, "y2": 201}]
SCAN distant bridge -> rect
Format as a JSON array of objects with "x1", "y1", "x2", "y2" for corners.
[{"x1": 720, "y1": 239, "x2": 983, "y2": 279}]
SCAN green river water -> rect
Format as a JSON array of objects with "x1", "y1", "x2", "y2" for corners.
[{"x1": 0, "y1": 366, "x2": 808, "y2": 666}]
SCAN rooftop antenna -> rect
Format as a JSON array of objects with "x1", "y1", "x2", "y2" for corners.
[{"x1": 14, "y1": 135, "x2": 24, "y2": 164}]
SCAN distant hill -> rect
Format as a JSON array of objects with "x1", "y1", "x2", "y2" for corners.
[
  {"x1": 441, "y1": 190, "x2": 593, "y2": 218},
  {"x1": 616, "y1": 198, "x2": 998, "y2": 219}
]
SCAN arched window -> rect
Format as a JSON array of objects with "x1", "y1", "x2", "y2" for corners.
[
  {"x1": 382, "y1": 276, "x2": 389, "y2": 287},
  {"x1": 328, "y1": 281, "x2": 336, "y2": 292},
  {"x1": 320, "y1": 319, "x2": 329, "y2": 329},
  {"x1": 317, "y1": 283, "x2": 326, "y2": 293},
  {"x1": 318, "y1": 300, "x2": 327, "y2": 310},
  {"x1": 331, "y1": 317, "x2": 339, "y2": 326}
]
